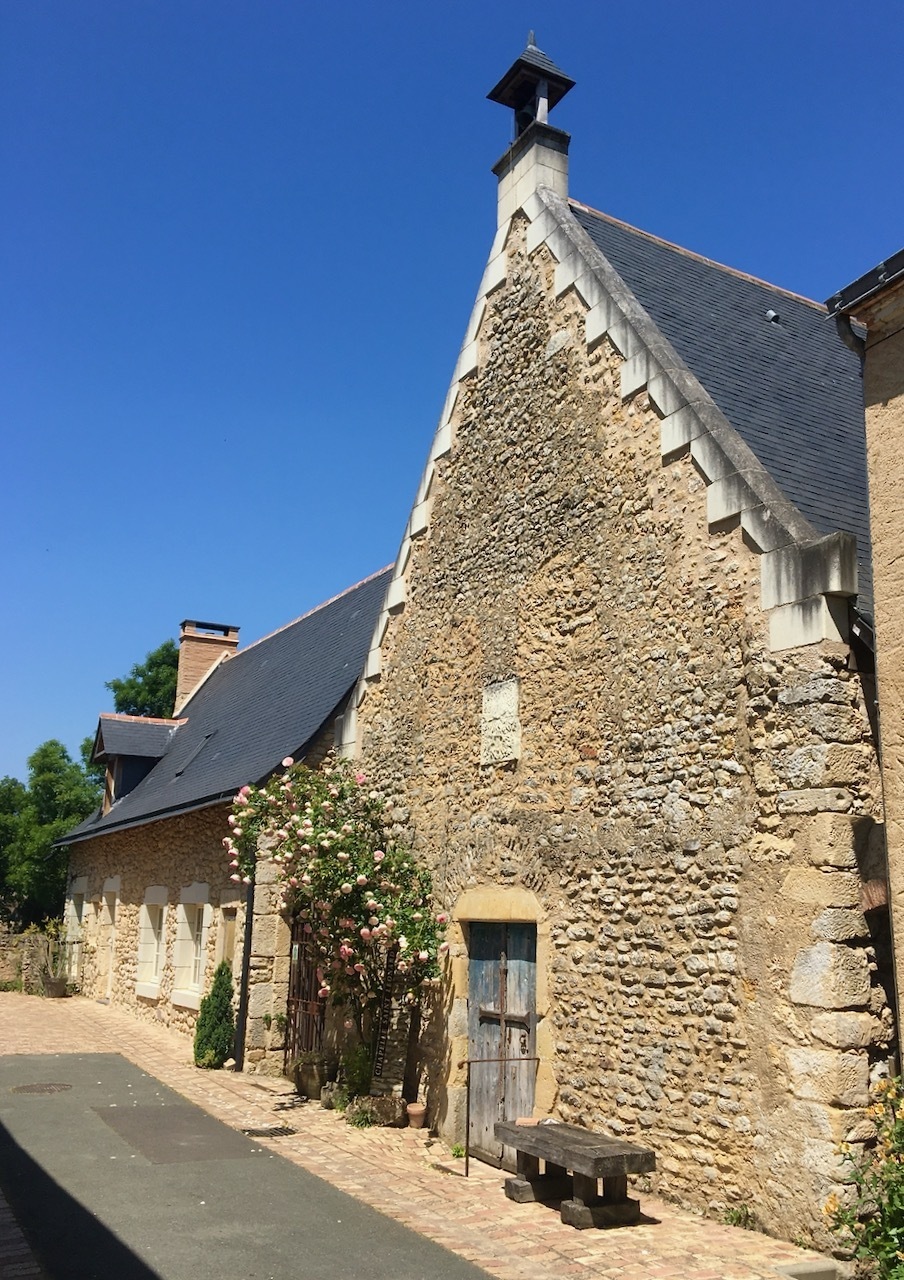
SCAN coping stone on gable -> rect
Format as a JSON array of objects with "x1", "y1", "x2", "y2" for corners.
[
  {"x1": 761, "y1": 533, "x2": 858, "y2": 612},
  {"x1": 385, "y1": 577, "x2": 407, "y2": 613},
  {"x1": 707, "y1": 471, "x2": 765, "y2": 524},
  {"x1": 527, "y1": 186, "x2": 853, "y2": 651},
  {"x1": 410, "y1": 499, "x2": 430, "y2": 538},
  {"x1": 769, "y1": 595, "x2": 850, "y2": 651},
  {"x1": 740, "y1": 504, "x2": 798, "y2": 555},
  {"x1": 648, "y1": 372, "x2": 687, "y2": 420}
]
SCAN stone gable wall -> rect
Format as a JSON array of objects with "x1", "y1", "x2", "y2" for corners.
[{"x1": 358, "y1": 214, "x2": 890, "y2": 1244}]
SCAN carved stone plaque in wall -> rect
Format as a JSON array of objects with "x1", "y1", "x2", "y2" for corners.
[{"x1": 481, "y1": 678, "x2": 521, "y2": 766}]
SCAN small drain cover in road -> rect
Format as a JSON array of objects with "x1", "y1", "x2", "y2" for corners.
[
  {"x1": 241, "y1": 1125, "x2": 297, "y2": 1137},
  {"x1": 11, "y1": 1083, "x2": 73, "y2": 1095}
]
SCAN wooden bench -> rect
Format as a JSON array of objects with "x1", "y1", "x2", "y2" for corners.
[{"x1": 494, "y1": 1120, "x2": 655, "y2": 1229}]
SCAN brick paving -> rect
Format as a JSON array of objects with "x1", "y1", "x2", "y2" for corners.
[{"x1": 0, "y1": 993, "x2": 834, "y2": 1280}]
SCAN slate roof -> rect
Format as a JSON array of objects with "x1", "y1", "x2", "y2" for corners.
[
  {"x1": 569, "y1": 202, "x2": 873, "y2": 618},
  {"x1": 93, "y1": 715, "x2": 181, "y2": 761},
  {"x1": 63, "y1": 568, "x2": 391, "y2": 843}
]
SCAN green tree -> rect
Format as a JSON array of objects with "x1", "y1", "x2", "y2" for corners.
[
  {"x1": 0, "y1": 741, "x2": 101, "y2": 927},
  {"x1": 193, "y1": 962, "x2": 235, "y2": 1068},
  {"x1": 106, "y1": 638, "x2": 179, "y2": 719}
]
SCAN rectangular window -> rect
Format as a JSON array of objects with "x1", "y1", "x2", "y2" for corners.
[
  {"x1": 136, "y1": 888, "x2": 168, "y2": 999},
  {"x1": 190, "y1": 906, "x2": 204, "y2": 988},
  {"x1": 172, "y1": 883, "x2": 210, "y2": 1011}
]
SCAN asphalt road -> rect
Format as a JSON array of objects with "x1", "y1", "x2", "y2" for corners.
[{"x1": 0, "y1": 1052, "x2": 490, "y2": 1280}]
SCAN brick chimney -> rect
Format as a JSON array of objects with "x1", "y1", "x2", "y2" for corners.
[{"x1": 174, "y1": 620, "x2": 239, "y2": 714}]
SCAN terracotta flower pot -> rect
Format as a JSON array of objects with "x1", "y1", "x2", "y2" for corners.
[{"x1": 406, "y1": 1101, "x2": 427, "y2": 1129}]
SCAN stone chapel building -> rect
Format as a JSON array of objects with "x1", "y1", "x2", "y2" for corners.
[
  {"x1": 63, "y1": 38, "x2": 897, "y2": 1248},
  {"x1": 343, "y1": 40, "x2": 894, "y2": 1243}
]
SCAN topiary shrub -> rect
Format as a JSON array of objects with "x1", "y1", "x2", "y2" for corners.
[{"x1": 193, "y1": 961, "x2": 235, "y2": 1069}]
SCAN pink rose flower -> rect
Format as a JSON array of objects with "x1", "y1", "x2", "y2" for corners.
[{"x1": 282, "y1": 757, "x2": 294, "y2": 768}]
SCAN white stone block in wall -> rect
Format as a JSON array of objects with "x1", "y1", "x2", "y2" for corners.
[
  {"x1": 761, "y1": 535, "x2": 858, "y2": 611},
  {"x1": 811, "y1": 1011, "x2": 879, "y2": 1049},
  {"x1": 620, "y1": 350, "x2": 651, "y2": 400},
  {"x1": 464, "y1": 298, "x2": 487, "y2": 347},
  {"x1": 787, "y1": 1046, "x2": 869, "y2": 1108},
  {"x1": 740, "y1": 504, "x2": 795, "y2": 554},
  {"x1": 607, "y1": 319, "x2": 640, "y2": 358},
  {"x1": 572, "y1": 271, "x2": 606, "y2": 310},
  {"x1": 526, "y1": 208, "x2": 557, "y2": 255},
  {"x1": 409, "y1": 500, "x2": 430, "y2": 538},
  {"x1": 706, "y1": 472, "x2": 758, "y2": 525},
  {"x1": 431, "y1": 421, "x2": 453, "y2": 460},
  {"x1": 690, "y1": 433, "x2": 734, "y2": 483},
  {"x1": 480, "y1": 678, "x2": 521, "y2": 766},
  {"x1": 789, "y1": 941, "x2": 871, "y2": 1009},
  {"x1": 481, "y1": 253, "x2": 507, "y2": 299},
  {"x1": 456, "y1": 340, "x2": 478, "y2": 380},
  {"x1": 584, "y1": 299, "x2": 613, "y2": 348},
  {"x1": 544, "y1": 227, "x2": 571, "y2": 266},
  {"x1": 647, "y1": 372, "x2": 686, "y2": 419},
  {"x1": 553, "y1": 252, "x2": 581, "y2": 298},
  {"x1": 385, "y1": 576, "x2": 406, "y2": 613},
  {"x1": 364, "y1": 647, "x2": 382, "y2": 681},
  {"x1": 781, "y1": 867, "x2": 860, "y2": 906},
  {"x1": 521, "y1": 191, "x2": 546, "y2": 223},
  {"x1": 768, "y1": 596, "x2": 849, "y2": 651},
  {"x1": 660, "y1": 405, "x2": 704, "y2": 457}
]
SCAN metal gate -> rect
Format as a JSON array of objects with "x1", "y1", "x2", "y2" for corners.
[{"x1": 283, "y1": 917, "x2": 324, "y2": 1071}]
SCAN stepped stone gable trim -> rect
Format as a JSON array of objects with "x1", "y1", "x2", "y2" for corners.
[{"x1": 358, "y1": 185, "x2": 859, "y2": 699}]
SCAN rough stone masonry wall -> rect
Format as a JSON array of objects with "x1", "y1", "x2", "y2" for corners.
[
  {"x1": 358, "y1": 213, "x2": 891, "y2": 1246},
  {"x1": 69, "y1": 807, "x2": 248, "y2": 1042}
]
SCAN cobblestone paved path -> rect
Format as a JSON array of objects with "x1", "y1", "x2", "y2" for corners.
[{"x1": 0, "y1": 993, "x2": 834, "y2": 1279}]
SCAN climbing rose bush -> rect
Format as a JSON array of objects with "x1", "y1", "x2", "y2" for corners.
[{"x1": 224, "y1": 755, "x2": 447, "y2": 1039}]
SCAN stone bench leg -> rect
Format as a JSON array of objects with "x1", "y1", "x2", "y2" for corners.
[
  {"x1": 561, "y1": 1172, "x2": 640, "y2": 1230},
  {"x1": 503, "y1": 1151, "x2": 573, "y2": 1204}
]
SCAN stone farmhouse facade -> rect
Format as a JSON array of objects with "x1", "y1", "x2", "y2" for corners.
[
  {"x1": 62, "y1": 38, "x2": 901, "y2": 1249},
  {"x1": 63, "y1": 572, "x2": 390, "y2": 1064}
]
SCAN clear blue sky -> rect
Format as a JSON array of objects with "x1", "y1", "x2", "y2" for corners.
[{"x1": 2, "y1": 0, "x2": 901, "y2": 782}]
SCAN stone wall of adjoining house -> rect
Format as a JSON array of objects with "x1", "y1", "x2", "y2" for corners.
[
  {"x1": 241, "y1": 852, "x2": 292, "y2": 1076},
  {"x1": 68, "y1": 806, "x2": 247, "y2": 1042},
  {"x1": 0, "y1": 930, "x2": 43, "y2": 988},
  {"x1": 357, "y1": 214, "x2": 889, "y2": 1245}
]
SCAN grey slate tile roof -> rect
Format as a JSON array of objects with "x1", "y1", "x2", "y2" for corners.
[
  {"x1": 569, "y1": 203, "x2": 873, "y2": 619},
  {"x1": 94, "y1": 716, "x2": 181, "y2": 761},
  {"x1": 64, "y1": 568, "x2": 391, "y2": 843}
]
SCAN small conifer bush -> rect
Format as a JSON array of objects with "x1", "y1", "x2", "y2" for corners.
[{"x1": 193, "y1": 961, "x2": 235, "y2": 1069}]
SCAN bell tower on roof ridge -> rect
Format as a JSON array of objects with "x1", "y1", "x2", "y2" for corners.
[{"x1": 487, "y1": 34, "x2": 575, "y2": 227}]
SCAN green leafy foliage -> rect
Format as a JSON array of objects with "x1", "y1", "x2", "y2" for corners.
[
  {"x1": 224, "y1": 755, "x2": 447, "y2": 1043},
  {"x1": 341, "y1": 1043, "x2": 373, "y2": 1097},
  {"x1": 826, "y1": 1076, "x2": 904, "y2": 1278},
  {"x1": 193, "y1": 961, "x2": 235, "y2": 1069},
  {"x1": 0, "y1": 742, "x2": 101, "y2": 927},
  {"x1": 106, "y1": 638, "x2": 179, "y2": 719}
]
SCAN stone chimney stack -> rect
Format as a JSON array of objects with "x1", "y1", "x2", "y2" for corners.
[
  {"x1": 174, "y1": 620, "x2": 239, "y2": 714},
  {"x1": 488, "y1": 34, "x2": 575, "y2": 227}
]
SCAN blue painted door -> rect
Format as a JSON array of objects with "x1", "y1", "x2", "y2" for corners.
[{"x1": 467, "y1": 922, "x2": 537, "y2": 1166}]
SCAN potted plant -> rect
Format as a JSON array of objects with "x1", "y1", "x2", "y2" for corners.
[{"x1": 294, "y1": 1051, "x2": 329, "y2": 1100}]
